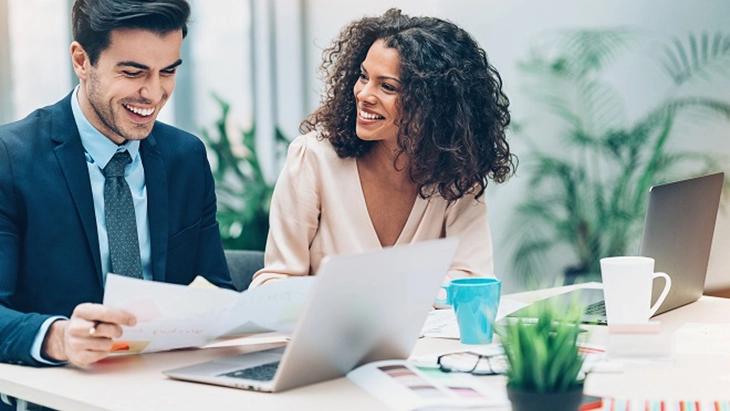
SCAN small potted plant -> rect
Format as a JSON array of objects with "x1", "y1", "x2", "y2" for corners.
[{"x1": 499, "y1": 301, "x2": 586, "y2": 411}]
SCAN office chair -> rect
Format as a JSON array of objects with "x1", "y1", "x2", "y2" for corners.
[{"x1": 224, "y1": 249, "x2": 265, "y2": 291}]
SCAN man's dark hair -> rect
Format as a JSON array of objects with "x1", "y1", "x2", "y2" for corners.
[
  {"x1": 72, "y1": 0, "x2": 190, "y2": 65},
  {"x1": 301, "y1": 8, "x2": 515, "y2": 201}
]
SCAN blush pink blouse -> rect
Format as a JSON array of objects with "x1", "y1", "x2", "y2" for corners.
[{"x1": 250, "y1": 132, "x2": 494, "y2": 288}]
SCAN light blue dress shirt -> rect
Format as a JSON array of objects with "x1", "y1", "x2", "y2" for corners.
[{"x1": 31, "y1": 87, "x2": 153, "y2": 363}]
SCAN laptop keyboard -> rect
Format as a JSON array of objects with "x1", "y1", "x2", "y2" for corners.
[
  {"x1": 584, "y1": 300, "x2": 606, "y2": 316},
  {"x1": 219, "y1": 361, "x2": 280, "y2": 381}
]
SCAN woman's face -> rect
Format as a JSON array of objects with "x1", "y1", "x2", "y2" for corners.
[{"x1": 353, "y1": 40, "x2": 402, "y2": 147}]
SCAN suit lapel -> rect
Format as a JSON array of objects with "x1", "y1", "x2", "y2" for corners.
[
  {"x1": 50, "y1": 94, "x2": 103, "y2": 284},
  {"x1": 141, "y1": 135, "x2": 169, "y2": 282}
]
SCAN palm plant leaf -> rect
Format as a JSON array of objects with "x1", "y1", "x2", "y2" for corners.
[
  {"x1": 660, "y1": 32, "x2": 730, "y2": 86},
  {"x1": 554, "y1": 28, "x2": 636, "y2": 76},
  {"x1": 509, "y1": 224, "x2": 558, "y2": 285},
  {"x1": 516, "y1": 59, "x2": 580, "y2": 127},
  {"x1": 580, "y1": 80, "x2": 627, "y2": 137},
  {"x1": 509, "y1": 29, "x2": 730, "y2": 285},
  {"x1": 519, "y1": 30, "x2": 634, "y2": 145}
]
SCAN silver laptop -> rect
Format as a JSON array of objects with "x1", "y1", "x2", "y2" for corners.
[
  {"x1": 163, "y1": 237, "x2": 459, "y2": 392},
  {"x1": 511, "y1": 172, "x2": 724, "y2": 323},
  {"x1": 643, "y1": 172, "x2": 723, "y2": 315}
]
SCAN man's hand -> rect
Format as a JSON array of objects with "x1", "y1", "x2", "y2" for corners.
[{"x1": 42, "y1": 303, "x2": 137, "y2": 367}]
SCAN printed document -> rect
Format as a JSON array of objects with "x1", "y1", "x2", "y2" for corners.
[{"x1": 102, "y1": 274, "x2": 315, "y2": 354}]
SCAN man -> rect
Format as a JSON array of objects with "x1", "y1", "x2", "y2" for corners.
[{"x1": 0, "y1": 0, "x2": 234, "y2": 377}]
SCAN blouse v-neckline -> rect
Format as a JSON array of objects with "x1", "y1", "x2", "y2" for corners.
[{"x1": 353, "y1": 158, "x2": 424, "y2": 248}]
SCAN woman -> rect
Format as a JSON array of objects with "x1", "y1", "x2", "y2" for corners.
[{"x1": 251, "y1": 8, "x2": 515, "y2": 287}]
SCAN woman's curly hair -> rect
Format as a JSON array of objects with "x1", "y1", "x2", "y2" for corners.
[{"x1": 300, "y1": 8, "x2": 516, "y2": 201}]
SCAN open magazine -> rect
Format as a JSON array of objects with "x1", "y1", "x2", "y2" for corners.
[
  {"x1": 347, "y1": 359, "x2": 509, "y2": 411},
  {"x1": 102, "y1": 274, "x2": 315, "y2": 354},
  {"x1": 347, "y1": 341, "x2": 609, "y2": 411}
]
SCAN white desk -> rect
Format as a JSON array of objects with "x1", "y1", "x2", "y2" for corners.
[
  {"x1": 1, "y1": 289, "x2": 729, "y2": 410},
  {"x1": 584, "y1": 296, "x2": 730, "y2": 401}
]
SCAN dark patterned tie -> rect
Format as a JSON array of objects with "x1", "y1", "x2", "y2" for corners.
[{"x1": 103, "y1": 151, "x2": 143, "y2": 278}]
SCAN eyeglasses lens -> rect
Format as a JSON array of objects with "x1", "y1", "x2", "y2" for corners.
[{"x1": 439, "y1": 352, "x2": 507, "y2": 375}]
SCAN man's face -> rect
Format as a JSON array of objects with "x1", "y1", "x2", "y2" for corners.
[{"x1": 72, "y1": 28, "x2": 183, "y2": 144}]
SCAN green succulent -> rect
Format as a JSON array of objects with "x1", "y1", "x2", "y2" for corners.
[{"x1": 499, "y1": 300, "x2": 586, "y2": 393}]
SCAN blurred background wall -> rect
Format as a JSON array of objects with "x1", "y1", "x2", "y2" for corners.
[{"x1": 2, "y1": 0, "x2": 728, "y2": 293}]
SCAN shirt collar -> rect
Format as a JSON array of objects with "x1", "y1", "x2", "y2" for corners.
[{"x1": 71, "y1": 86, "x2": 140, "y2": 169}]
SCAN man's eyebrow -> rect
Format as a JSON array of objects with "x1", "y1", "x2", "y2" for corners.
[
  {"x1": 115, "y1": 59, "x2": 183, "y2": 71},
  {"x1": 116, "y1": 61, "x2": 148, "y2": 70},
  {"x1": 164, "y1": 59, "x2": 183, "y2": 70}
]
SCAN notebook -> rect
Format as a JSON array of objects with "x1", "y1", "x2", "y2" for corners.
[
  {"x1": 511, "y1": 172, "x2": 724, "y2": 324},
  {"x1": 163, "y1": 237, "x2": 459, "y2": 392}
]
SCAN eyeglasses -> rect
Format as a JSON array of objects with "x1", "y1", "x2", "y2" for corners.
[{"x1": 437, "y1": 351, "x2": 508, "y2": 376}]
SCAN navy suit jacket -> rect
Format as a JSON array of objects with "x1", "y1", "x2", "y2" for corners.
[{"x1": 0, "y1": 93, "x2": 234, "y2": 367}]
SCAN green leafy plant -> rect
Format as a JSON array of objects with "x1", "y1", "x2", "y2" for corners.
[
  {"x1": 200, "y1": 94, "x2": 290, "y2": 250},
  {"x1": 509, "y1": 30, "x2": 730, "y2": 285},
  {"x1": 500, "y1": 301, "x2": 585, "y2": 393}
]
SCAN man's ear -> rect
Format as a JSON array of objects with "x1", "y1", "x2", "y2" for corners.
[{"x1": 70, "y1": 41, "x2": 89, "y2": 80}]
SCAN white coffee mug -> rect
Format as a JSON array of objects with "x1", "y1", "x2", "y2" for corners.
[{"x1": 600, "y1": 256, "x2": 672, "y2": 324}]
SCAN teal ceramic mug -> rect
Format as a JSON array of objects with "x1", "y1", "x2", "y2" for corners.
[{"x1": 436, "y1": 278, "x2": 501, "y2": 344}]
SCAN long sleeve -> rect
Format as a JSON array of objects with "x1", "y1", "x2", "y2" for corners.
[
  {"x1": 193, "y1": 150, "x2": 236, "y2": 290},
  {"x1": 250, "y1": 134, "x2": 321, "y2": 287},
  {"x1": 443, "y1": 193, "x2": 494, "y2": 281},
  {"x1": 0, "y1": 139, "x2": 54, "y2": 367}
]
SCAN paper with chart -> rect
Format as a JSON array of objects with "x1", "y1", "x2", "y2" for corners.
[
  {"x1": 102, "y1": 274, "x2": 315, "y2": 354},
  {"x1": 347, "y1": 359, "x2": 509, "y2": 410}
]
